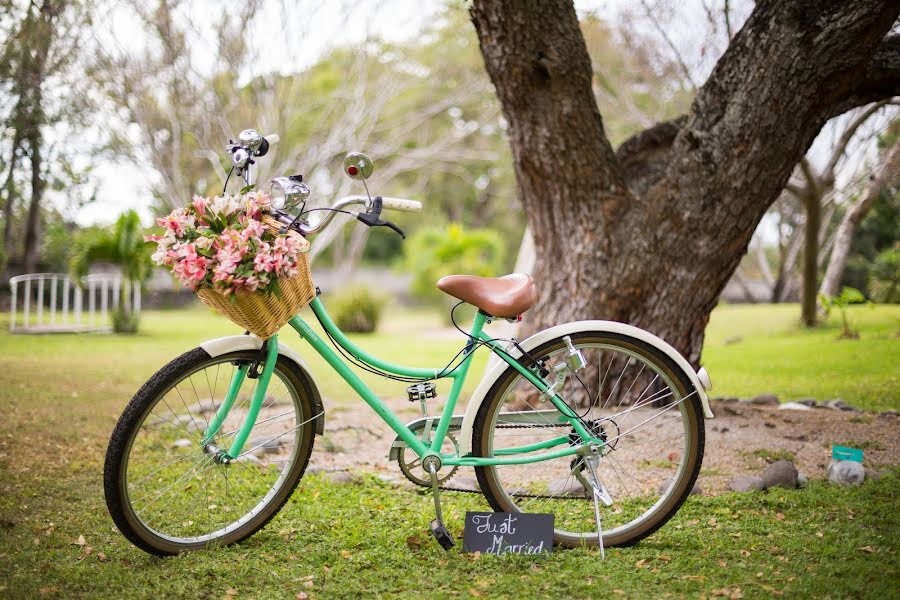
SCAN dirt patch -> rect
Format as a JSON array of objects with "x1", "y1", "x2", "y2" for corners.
[{"x1": 308, "y1": 396, "x2": 900, "y2": 494}]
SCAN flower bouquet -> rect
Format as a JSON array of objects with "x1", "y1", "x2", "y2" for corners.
[{"x1": 146, "y1": 191, "x2": 316, "y2": 338}]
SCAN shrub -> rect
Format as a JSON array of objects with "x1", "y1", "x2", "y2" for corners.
[
  {"x1": 112, "y1": 308, "x2": 140, "y2": 334},
  {"x1": 330, "y1": 285, "x2": 384, "y2": 333},
  {"x1": 868, "y1": 245, "x2": 899, "y2": 303},
  {"x1": 404, "y1": 224, "x2": 506, "y2": 304}
]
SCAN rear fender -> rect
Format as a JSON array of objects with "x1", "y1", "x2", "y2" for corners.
[{"x1": 457, "y1": 320, "x2": 714, "y2": 456}]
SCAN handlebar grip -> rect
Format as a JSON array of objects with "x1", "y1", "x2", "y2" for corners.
[{"x1": 381, "y1": 197, "x2": 423, "y2": 213}]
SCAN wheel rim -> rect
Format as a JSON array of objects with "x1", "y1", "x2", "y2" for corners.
[
  {"x1": 121, "y1": 355, "x2": 308, "y2": 546},
  {"x1": 481, "y1": 336, "x2": 699, "y2": 545}
]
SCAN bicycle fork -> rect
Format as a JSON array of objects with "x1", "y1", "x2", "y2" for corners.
[{"x1": 201, "y1": 336, "x2": 280, "y2": 462}]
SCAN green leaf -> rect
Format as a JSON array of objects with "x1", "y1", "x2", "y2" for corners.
[{"x1": 239, "y1": 184, "x2": 256, "y2": 195}]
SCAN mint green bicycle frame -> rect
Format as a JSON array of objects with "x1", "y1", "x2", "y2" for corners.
[{"x1": 202, "y1": 296, "x2": 602, "y2": 466}]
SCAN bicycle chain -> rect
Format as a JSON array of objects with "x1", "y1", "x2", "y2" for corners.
[{"x1": 397, "y1": 422, "x2": 593, "y2": 499}]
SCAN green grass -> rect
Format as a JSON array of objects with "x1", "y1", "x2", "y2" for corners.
[
  {"x1": 0, "y1": 302, "x2": 897, "y2": 598},
  {"x1": 702, "y1": 304, "x2": 900, "y2": 411}
]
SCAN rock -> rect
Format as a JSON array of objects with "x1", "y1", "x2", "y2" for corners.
[
  {"x1": 797, "y1": 472, "x2": 808, "y2": 488},
  {"x1": 657, "y1": 478, "x2": 702, "y2": 496},
  {"x1": 778, "y1": 402, "x2": 811, "y2": 411},
  {"x1": 548, "y1": 479, "x2": 587, "y2": 497},
  {"x1": 248, "y1": 437, "x2": 282, "y2": 455},
  {"x1": 326, "y1": 471, "x2": 360, "y2": 485},
  {"x1": 824, "y1": 399, "x2": 859, "y2": 412},
  {"x1": 864, "y1": 468, "x2": 884, "y2": 482},
  {"x1": 173, "y1": 438, "x2": 192, "y2": 448},
  {"x1": 728, "y1": 475, "x2": 765, "y2": 493},
  {"x1": 827, "y1": 461, "x2": 865, "y2": 485},
  {"x1": 712, "y1": 397, "x2": 740, "y2": 403},
  {"x1": 796, "y1": 398, "x2": 817, "y2": 408},
  {"x1": 750, "y1": 394, "x2": 779, "y2": 406},
  {"x1": 762, "y1": 460, "x2": 799, "y2": 490},
  {"x1": 879, "y1": 410, "x2": 898, "y2": 417}
]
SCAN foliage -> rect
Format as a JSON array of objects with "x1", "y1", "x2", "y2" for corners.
[
  {"x1": 145, "y1": 193, "x2": 306, "y2": 296},
  {"x1": 868, "y1": 244, "x2": 899, "y2": 303},
  {"x1": 69, "y1": 210, "x2": 153, "y2": 332},
  {"x1": 329, "y1": 285, "x2": 385, "y2": 334},
  {"x1": 818, "y1": 287, "x2": 867, "y2": 339},
  {"x1": 404, "y1": 224, "x2": 506, "y2": 304}
]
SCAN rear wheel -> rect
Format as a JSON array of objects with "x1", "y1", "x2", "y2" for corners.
[
  {"x1": 104, "y1": 348, "x2": 318, "y2": 555},
  {"x1": 473, "y1": 331, "x2": 704, "y2": 547}
]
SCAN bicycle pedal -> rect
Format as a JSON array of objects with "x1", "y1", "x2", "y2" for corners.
[{"x1": 430, "y1": 518, "x2": 455, "y2": 550}]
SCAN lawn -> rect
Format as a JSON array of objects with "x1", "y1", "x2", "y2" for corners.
[{"x1": 0, "y1": 301, "x2": 897, "y2": 598}]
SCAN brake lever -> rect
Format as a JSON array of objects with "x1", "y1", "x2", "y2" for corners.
[{"x1": 356, "y1": 211, "x2": 406, "y2": 238}]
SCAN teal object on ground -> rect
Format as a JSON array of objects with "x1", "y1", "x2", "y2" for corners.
[{"x1": 832, "y1": 445, "x2": 864, "y2": 463}]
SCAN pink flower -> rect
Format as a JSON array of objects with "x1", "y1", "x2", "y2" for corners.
[{"x1": 192, "y1": 196, "x2": 207, "y2": 217}]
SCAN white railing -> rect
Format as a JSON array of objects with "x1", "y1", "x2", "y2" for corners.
[{"x1": 8, "y1": 273, "x2": 141, "y2": 333}]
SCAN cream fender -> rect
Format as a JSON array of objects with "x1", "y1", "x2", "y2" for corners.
[
  {"x1": 199, "y1": 335, "x2": 325, "y2": 435},
  {"x1": 457, "y1": 320, "x2": 714, "y2": 456}
]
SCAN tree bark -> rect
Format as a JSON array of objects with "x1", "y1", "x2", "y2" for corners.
[
  {"x1": 801, "y1": 192, "x2": 821, "y2": 326},
  {"x1": 471, "y1": 0, "x2": 900, "y2": 365},
  {"x1": 23, "y1": 130, "x2": 44, "y2": 274},
  {"x1": 819, "y1": 142, "x2": 900, "y2": 298}
]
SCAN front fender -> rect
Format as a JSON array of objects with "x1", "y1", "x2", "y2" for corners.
[
  {"x1": 457, "y1": 321, "x2": 714, "y2": 456},
  {"x1": 199, "y1": 335, "x2": 325, "y2": 435}
]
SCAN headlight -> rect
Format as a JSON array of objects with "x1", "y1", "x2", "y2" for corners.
[{"x1": 269, "y1": 177, "x2": 310, "y2": 212}]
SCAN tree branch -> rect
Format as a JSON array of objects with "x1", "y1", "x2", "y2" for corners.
[
  {"x1": 822, "y1": 99, "x2": 892, "y2": 180},
  {"x1": 825, "y1": 34, "x2": 900, "y2": 118}
]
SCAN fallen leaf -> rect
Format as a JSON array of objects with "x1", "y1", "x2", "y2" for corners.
[
  {"x1": 717, "y1": 560, "x2": 727, "y2": 567},
  {"x1": 225, "y1": 589, "x2": 238, "y2": 596},
  {"x1": 406, "y1": 535, "x2": 423, "y2": 550},
  {"x1": 73, "y1": 535, "x2": 86, "y2": 547},
  {"x1": 322, "y1": 565, "x2": 331, "y2": 573},
  {"x1": 681, "y1": 575, "x2": 705, "y2": 581},
  {"x1": 711, "y1": 588, "x2": 730, "y2": 597},
  {"x1": 612, "y1": 590, "x2": 625, "y2": 596},
  {"x1": 472, "y1": 551, "x2": 482, "y2": 561},
  {"x1": 635, "y1": 559, "x2": 647, "y2": 569},
  {"x1": 708, "y1": 518, "x2": 718, "y2": 527},
  {"x1": 469, "y1": 589, "x2": 484, "y2": 597},
  {"x1": 303, "y1": 581, "x2": 313, "y2": 589},
  {"x1": 83, "y1": 546, "x2": 92, "y2": 556},
  {"x1": 730, "y1": 589, "x2": 744, "y2": 600},
  {"x1": 740, "y1": 549, "x2": 751, "y2": 557},
  {"x1": 815, "y1": 531, "x2": 824, "y2": 538},
  {"x1": 859, "y1": 546, "x2": 876, "y2": 554},
  {"x1": 340, "y1": 550, "x2": 351, "y2": 559},
  {"x1": 658, "y1": 555, "x2": 671, "y2": 562},
  {"x1": 33, "y1": 538, "x2": 40, "y2": 546},
  {"x1": 295, "y1": 594, "x2": 308, "y2": 600},
  {"x1": 97, "y1": 552, "x2": 107, "y2": 562},
  {"x1": 775, "y1": 513, "x2": 785, "y2": 521}
]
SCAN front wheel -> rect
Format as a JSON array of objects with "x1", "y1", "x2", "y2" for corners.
[
  {"x1": 473, "y1": 331, "x2": 704, "y2": 548},
  {"x1": 104, "y1": 348, "x2": 318, "y2": 555}
]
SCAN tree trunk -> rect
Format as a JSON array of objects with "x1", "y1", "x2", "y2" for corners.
[
  {"x1": 819, "y1": 143, "x2": 900, "y2": 298},
  {"x1": 2, "y1": 132, "x2": 22, "y2": 269},
  {"x1": 801, "y1": 193, "x2": 821, "y2": 326},
  {"x1": 470, "y1": 0, "x2": 900, "y2": 365},
  {"x1": 23, "y1": 130, "x2": 44, "y2": 274}
]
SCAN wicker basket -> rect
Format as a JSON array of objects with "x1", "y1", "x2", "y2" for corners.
[{"x1": 196, "y1": 215, "x2": 316, "y2": 339}]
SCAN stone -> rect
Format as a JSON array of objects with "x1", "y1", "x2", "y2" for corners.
[
  {"x1": 796, "y1": 398, "x2": 817, "y2": 408},
  {"x1": 547, "y1": 479, "x2": 587, "y2": 497},
  {"x1": 864, "y1": 468, "x2": 884, "y2": 482},
  {"x1": 824, "y1": 399, "x2": 859, "y2": 412},
  {"x1": 750, "y1": 394, "x2": 779, "y2": 406},
  {"x1": 248, "y1": 437, "x2": 283, "y2": 455},
  {"x1": 712, "y1": 396, "x2": 740, "y2": 403},
  {"x1": 778, "y1": 402, "x2": 811, "y2": 411},
  {"x1": 186, "y1": 400, "x2": 221, "y2": 414},
  {"x1": 879, "y1": 410, "x2": 898, "y2": 417},
  {"x1": 761, "y1": 460, "x2": 798, "y2": 490},
  {"x1": 173, "y1": 438, "x2": 192, "y2": 448},
  {"x1": 728, "y1": 475, "x2": 765, "y2": 493},
  {"x1": 827, "y1": 461, "x2": 865, "y2": 486},
  {"x1": 326, "y1": 471, "x2": 360, "y2": 485},
  {"x1": 657, "y1": 478, "x2": 702, "y2": 496},
  {"x1": 797, "y1": 472, "x2": 808, "y2": 488}
]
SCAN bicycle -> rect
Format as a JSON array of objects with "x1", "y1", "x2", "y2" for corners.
[{"x1": 104, "y1": 129, "x2": 715, "y2": 556}]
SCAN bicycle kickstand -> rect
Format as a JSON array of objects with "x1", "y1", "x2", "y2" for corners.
[
  {"x1": 584, "y1": 446, "x2": 613, "y2": 560},
  {"x1": 424, "y1": 456, "x2": 455, "y2": 550}
]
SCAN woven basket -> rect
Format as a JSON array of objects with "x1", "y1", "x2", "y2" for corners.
[{"x1": 196, "y1": 215, "x2": 316, "y2": 339}]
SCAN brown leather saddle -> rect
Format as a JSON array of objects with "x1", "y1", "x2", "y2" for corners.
[{"x1": 436, "y1": 273, "x2": 537, "y2": 318}]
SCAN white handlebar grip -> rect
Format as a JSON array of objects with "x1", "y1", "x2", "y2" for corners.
[{"x1": 381, "y1": 197, "x2": 423, "y2": 212}]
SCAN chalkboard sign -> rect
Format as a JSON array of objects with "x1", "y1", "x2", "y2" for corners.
[{"x1": 463, "y1": 512, "x2": 554, "y2": 556}]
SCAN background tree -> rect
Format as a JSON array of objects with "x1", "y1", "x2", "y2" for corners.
[{"x1": 470, "y1": 0, "x2": 900, "y2": 365}]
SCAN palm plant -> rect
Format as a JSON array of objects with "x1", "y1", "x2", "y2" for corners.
[{"x1": 70, "y1": 210, "x2": 153, "y2": 333}]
